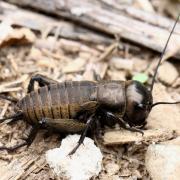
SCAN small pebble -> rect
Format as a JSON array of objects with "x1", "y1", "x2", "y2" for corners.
[{"x1": 145, "y1": 144, "x2": 180, "y2": 180}]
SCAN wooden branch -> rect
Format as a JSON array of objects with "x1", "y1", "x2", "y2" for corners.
[
  {"x1": 0, "y1": 2, "x2": 112, "y2": 44},
  {"x1": 5, "y1": 0, "x2": 180, "y2": 58},
  {"x1": 100, "y1": 0, "x2": 180, "y2": 35},
  {"x1": 103, "y1": 129, "x2": 176, "y2": 145}
]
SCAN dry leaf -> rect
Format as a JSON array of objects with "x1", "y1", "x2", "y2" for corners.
[{"x1": 0, "y1": 21, "x2": 36, "y2": 47}]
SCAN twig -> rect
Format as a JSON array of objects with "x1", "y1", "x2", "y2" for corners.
[{"x1": 0, "y1": 102, "x2": 10, "y2": 119}]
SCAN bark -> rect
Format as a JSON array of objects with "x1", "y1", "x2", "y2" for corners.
[
  {"x1": 4, "y1": 0, "x2": 180, "y2": 58},
  {"x1": 0, "y1": 2, "x2": 112, "y2": 44}
]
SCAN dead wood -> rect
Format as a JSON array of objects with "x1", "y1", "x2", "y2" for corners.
[
  {"x1": 103, "y1": 129, "x2": 176, "y2": 145},
  {"x1": 5, "y1": 0, "x2": 180, "y2": 59},
  {"x1": 1, "y1": 155, "x2": 46, "y2": 180},
  {"x1": 0, "y1": 2, "x2": 112, "y2": 45}
]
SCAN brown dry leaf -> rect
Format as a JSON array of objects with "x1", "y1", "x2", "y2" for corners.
[{"x1": 0, "y1": 21, "x2": 36, "y2": 47}]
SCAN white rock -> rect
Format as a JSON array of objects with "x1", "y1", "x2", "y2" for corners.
[
  {"x1": 145, "y1": 144, "x2": 180, "y2": 180},
  {"x1": 46, "y1": 135, "x2": 103, "y2": 180}
]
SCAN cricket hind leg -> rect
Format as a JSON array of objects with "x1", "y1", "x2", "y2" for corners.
[
  {"x1": 0, "y1": 125, "x2": 39, "y2": 152},
  {"x1": 94, "y1": 118, "x2": 103, "y2": 139},
  {"x1": 39, "y1": 117, "x2": 86, "y2": 142},
  {"x1": 27, "y1": 74, "x2": 58, "y2": 93},
  {"x1": 68, "y1": 114, "x2": 95, "y2": 155},
  {"x1": 90, "y1": 117, "x2": 103, "y2": 148},
  {"x1": 39, "y1": 116, "x2": 95, "y2": 155},
  {"x1": 0, "y1": 112, "x2": 38, "y2": 152}
]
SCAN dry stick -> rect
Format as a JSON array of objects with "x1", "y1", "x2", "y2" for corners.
[
  {"x1": 103, "y1": 129, "x2": 176, "y2": 145},
  {"x1": 5, "y1": 0, "x2": 180, "y2": 59},
  {"x1": 95, "y1": 42, "x2": 119, "y2": 62},
  {"x1": 0, "y1": 75, "x2": 28, "y2": 93},
  {"x1": 0, "y1": 102, "x2": 10, "y2": 119},
  {"x1": 20, "y1": 158, "x2": 46, "y2": 179}
]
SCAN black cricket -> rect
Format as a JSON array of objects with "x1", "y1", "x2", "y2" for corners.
[{"x1": 0, "y1": 16, "x2": 180, "y2": 155}]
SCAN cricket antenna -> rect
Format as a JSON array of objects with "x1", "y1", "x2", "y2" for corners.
[
  {"x1": 151, "y1": 101, "x2": 180, "y2": 108},
  {"x1": 150, "y1": 15, "x2": 180, "y2": 92},
  {"x1": 151, "y1": 15, "x2": 180, "y2": 108}
]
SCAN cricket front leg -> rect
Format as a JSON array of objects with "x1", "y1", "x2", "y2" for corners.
[{"x1": 105, "y1": 111, "x2": 144, "y2": 135}]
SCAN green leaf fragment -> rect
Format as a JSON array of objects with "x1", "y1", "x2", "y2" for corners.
[{"x1": 132, "y1": 73, "x2": 148, "y2": 83}]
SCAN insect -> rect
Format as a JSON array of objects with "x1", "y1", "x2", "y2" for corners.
[{"x1": 0, "y1": 16, "x2": 180, "y2": 155}]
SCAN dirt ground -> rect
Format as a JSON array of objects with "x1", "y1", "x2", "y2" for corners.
[{"x1": 0, "y1": 0, "x2": 180, "y2": 180}]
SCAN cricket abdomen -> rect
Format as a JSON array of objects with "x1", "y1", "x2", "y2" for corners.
[{"x1": 18, "y1": 81, "x2": 97, "y2": 124}]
